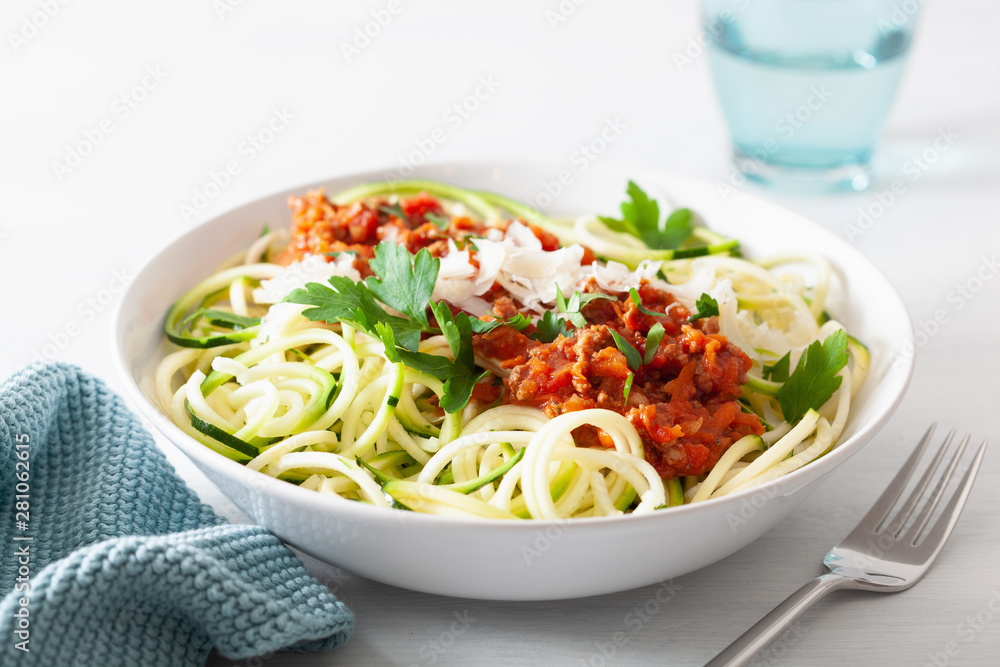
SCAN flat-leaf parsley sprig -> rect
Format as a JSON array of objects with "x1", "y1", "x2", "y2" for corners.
[
  {"x1": 285, "y1": 241, "x2": 525, "y2": 412},
  {"x1": 776, "y1": 329, "x2": 850, "y2": 424},
  {"x1": 588, "y1": 181, "x2": 741, "y2": 263},
  {"x1": 741, "y1": 330, "x2": 850, "y2": 423}
]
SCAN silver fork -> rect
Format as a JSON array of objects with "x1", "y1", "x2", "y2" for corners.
[{"x1": 706, "y1": 424, "x2": 987, "y2": 667}]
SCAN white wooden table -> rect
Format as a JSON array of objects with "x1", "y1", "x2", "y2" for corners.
[{"x1": 3, "y1": 1, "x2": 998, "y2": 664}]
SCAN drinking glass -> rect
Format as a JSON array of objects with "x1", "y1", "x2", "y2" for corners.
[{"x1": 703, "y1": 0, "x2": 921, "y2": 192}]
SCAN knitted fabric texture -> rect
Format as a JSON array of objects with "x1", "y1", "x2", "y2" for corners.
[{"x1": 0, "y1": 363, "x2": 353, "y2": 665}]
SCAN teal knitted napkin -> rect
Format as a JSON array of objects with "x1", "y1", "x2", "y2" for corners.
[{"x1": 0, "y1": 363, "x2": 353, "y2": 665}]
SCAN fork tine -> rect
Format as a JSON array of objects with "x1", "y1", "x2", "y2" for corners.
[
  {"x1": 912, "y1": 439, "x2": 986, "y2": 552},
  {"x1": 882, "y1": 428, "x2": 954, "y2": 536},
  {"x1": 904, "y1": 434, "x2": 970, "y2": 542},
  {"x1": 854, "y1": 423, "x2": 936, "y2": 535}
]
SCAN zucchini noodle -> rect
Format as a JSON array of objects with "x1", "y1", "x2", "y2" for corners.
[{"x1": 155, "y1": 180, "x2": 869, "y2": 519}]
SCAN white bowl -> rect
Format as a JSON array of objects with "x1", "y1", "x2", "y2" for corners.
[{"x1": 113, "y1": 161, "x2": 914, "y2": 600}]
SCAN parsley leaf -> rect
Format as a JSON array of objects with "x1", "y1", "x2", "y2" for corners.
[
  {"x1": 504, "y1": 313, "x2": 532, "y2": 331},
  {"x1": 287, "y1": 242, "x2": 490, "y2": 413},
  {"x1": 597, "y1": 215, "x2": 634, "y2": 237},
  {"x1": 762, "y1": 352, "x2": 791, "y2": 383},
  {"x1": 365, "y1": 241, "x2": 438, "y2": 330},
  {"x1": 289, "y1": 277, "x2": 426, "y2": 350},
  {"x1": 373, "y1": 322, "x2": 401, "y2": 363},
  {"x1": 628, "y1": 288, "x2": 660, "y2": 317},
  {"x1": 430, "y1": 302, "x2": 475, "y2": 372},
  {"x1": 597, "y1": 181, "x2": 655, "y2": 241},
  {"x1": 441, "y1": 373, "x2": 488, "y2": 413},
  {"x1": 643, "y1": 322, "x2": 665, "y2": 364},
  {"x1": 468, "y1": 313, "x2": 532, "y2": 334},
  {"x1": 690, "y1": 293, "x2": 719, "y2": 320},
  {"x1": 286, "y1": 276, "x2": 378, "y2": 328},
  {"x1": 374, "y1": 320, "x2": 486, "y2": 412},
  {"x1": 777, "y1": 330, "x2": 849, "y2": 424},
  {"x1": 659, "y1": 208, "x2": 694, "y2": 249},
  {"x1": 620, "y1": 180, "x2": 660, "y2": 242},
  {"x1": 323, "y1": 249, "x2": 358, "y2": 259},
  {"x1": 455, "y1": 236, "x2": 478, "y2": 252},
  {"x1": 599, "y1": 181, "x2": 694, "y2": 250},
  {"x1": 556, "y1": 286, "x2": 614, "y2": 328},
  {"x1": 425, "y1": 212, "x2": 451, "y2": 229},
  {"x1": 532, "y1": 310, "x2": 571, "y2": 343},
  {"x1": 378, "y1": 203, "x2": 411, "y2": 224},
  {"x1": 609, "y1": 329, "x2": 642, "y2": 372}
]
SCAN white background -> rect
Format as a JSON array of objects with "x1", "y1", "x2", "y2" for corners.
[{"x1": 2, "y1": 1, "x2": 998, "y2": 665}]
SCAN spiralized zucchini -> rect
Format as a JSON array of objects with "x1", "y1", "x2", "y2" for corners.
[{"x1": 156, "y1": 180, "x2": 868, "y2": 519}]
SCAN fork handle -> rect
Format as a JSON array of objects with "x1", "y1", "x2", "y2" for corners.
[{"x1": 705, "y1": 573, "x2": 853, "y2": 666}]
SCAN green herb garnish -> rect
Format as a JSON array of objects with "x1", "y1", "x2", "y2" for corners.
[
  {"x1": 532, "y1": 310, "x2": 571, "y2": 343},
  {"x1": 287, "y1": 241, "x2": 502, "y2": 412},
  {"x1": 690, "y1": 293, "x2": 719, "y2": 320},
  {"x1": 378, "y1": 203, "x2": 411, "y2": 224},
  {"x1": 598, "y1": 180, "x2": 693, "y2": 250},
  {"x1": 762, "y1": 353, "x2": 791, "y2": 383},
  {"x1": 555, "y1": 286, "x2": 614, "y2": 328},
  {"x1": 643, "y1": 323, "x2": 665, "y2": 364},
  {"x1": 777, "y1": 330, "x2": 849, "y2": 424},
  {"x1": 609, "y1": 329, "x2": 642, "y2": 372},
  {"x1": 425, "y1": 212, "x2": 451, "y2": 229}
]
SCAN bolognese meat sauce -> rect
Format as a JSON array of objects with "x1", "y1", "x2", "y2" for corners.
[
  {"x1": 277, "y1": 188, "x2": 564, "y2": 277},
  {"x1": 480, "y1": 283, "x2": 764, "y2": 480},
  {"x1": 279, "y1": 189, "x2": 764, "y2": 480}
]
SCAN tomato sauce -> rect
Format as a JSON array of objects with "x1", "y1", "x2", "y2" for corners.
[
  {"x1": 279, "y1": 189, "x2": 764, "y2": 479},
  {"x1": 481, "y1": 285, "x2": 764, "y2": 479},
  {"x1": 277, "y1": 189, "x2": 561, "y2": 277}
]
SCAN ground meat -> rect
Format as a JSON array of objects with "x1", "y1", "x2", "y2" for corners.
[
  {"x1": 488, "y1": 285, "x2": 764, "y2": 479},
  {"x1": 277, "y1": 189, "x2": 565, "y2": 278},
  {"x1": 505, "y1": 326, "x2": 632, "y2": 413},
  {"x1": 279, "y1": 188, "x2": 763, "y2": 479}
]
